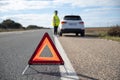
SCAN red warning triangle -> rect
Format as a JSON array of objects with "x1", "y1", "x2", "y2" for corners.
[{"x1": 28, "y1": 33, "x2": 64, "y2": 65}]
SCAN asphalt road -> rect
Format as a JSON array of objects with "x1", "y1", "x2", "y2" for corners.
[
  {"x1": 59, "y1": 34, "x2": 120, "y2": 80},
  {"x1": 0, "y1": 29, "x2": 61, "y2": 80}
]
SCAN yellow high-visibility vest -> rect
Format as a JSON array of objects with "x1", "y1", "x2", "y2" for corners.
[{"x1": 52, "y1": 15, "x2": 60, "y2": 27}]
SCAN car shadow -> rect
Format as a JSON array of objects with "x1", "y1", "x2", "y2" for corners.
[{"x1": 63, "y1": 34, "x2": 99, "y2": 39}]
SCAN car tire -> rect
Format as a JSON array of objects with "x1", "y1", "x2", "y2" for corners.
[
  {"x1": 81, "y1": 30, "x2": 85, "y2": 37},
  {"x1": 76, "y1": 33, "x2": 79, "y2": 36},
  {"x1": 59, "y1": 31, "x2": 62, "y2": 36}
]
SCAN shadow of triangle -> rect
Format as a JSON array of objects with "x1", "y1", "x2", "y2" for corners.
[
  {"x1": 23, "y1": 66, "x2": 79, "y2": 79},
  {"x1": 22, "y1": 65, "x2": 99, "y2": 80},
  {"x1": 23, "y1": 65, "x2": 61, "y2": 77}
]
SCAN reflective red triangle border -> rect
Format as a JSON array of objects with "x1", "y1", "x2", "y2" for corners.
[{"x1": 28, "y1": 32, "x2": 64, "y2": 65}]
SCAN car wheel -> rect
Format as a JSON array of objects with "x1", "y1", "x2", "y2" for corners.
[
  {"x1": 76, "y1": 33, "x2": 78, "y2": 36},
  {"x1": 81, "y1": 30, "x2": 85, "y2": 37},
  {"x1": 59, "y1": 31, "x2": 62, "y2": 36}
]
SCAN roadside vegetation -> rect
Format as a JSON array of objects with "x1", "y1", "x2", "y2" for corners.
[
  {"x1": 85, "y1": 25, "x2": 120, "y2": 42},
  {"x1": 1, "y1": 19, "x2": 120, "y2": 42},
  {"x1": 0, "y1": 19, "x2": 44, "y2": 32}
]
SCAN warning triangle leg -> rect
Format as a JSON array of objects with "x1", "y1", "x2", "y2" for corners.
[
  {"x1": 22, "y1": 65, "x2": 29, "y2": 75},
  {"x1": 22, "y1": 65, "x2": 41, "y2": 75},
  {"x1": 63, "y1": 64, "x2": 69, "y2": 75}
]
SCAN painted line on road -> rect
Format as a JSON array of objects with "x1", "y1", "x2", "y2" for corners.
[
  {"x1": 0, "y1": 31, "x2": 24, "y2": 35},
  {"x1": 0, "y1": 30, "x2": 38, "y2": 35},
  {"x1": 54, "y1": 35, "x2": 79, "y2": 80}
]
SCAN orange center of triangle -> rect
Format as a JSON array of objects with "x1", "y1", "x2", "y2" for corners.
[{"x1": 33, "y1": 37, "x2": 60, "y2": 61}]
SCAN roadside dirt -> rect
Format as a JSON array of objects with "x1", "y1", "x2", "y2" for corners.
[{"x1": 59, "y1": 34, "x2": 120, "y2": 80}]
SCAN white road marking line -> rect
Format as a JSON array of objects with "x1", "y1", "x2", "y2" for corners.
[
  {"x1": 54, "y1": 35, "x2": 79, "y2": 80},
  {"x1": 0, "y1": 31, "x2": 24, "y2": 35},
  {"x1": 0, "y1": 30, "x2": 38, "y2": 35}
]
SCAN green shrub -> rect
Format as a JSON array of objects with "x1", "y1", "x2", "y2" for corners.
[{"x1": 108, "y1": 25, "x2": 120, "y2": 37}]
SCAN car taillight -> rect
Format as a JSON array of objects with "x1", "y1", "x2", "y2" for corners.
[
  {"x1": 79, "y1": 22, "x2": 84, "y2": 24},
  {"x1": 61, "y1": 21, "x2": 67, "y2": 24}
]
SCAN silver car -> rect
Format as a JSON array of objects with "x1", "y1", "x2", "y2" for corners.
[{"x1": 59, "y1": 15, "x2": 85, "y2": 36}]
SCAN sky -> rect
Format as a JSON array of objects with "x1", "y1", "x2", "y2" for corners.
[{"x1": 0, "y1": 0, "x2": 120, "y2": 28}]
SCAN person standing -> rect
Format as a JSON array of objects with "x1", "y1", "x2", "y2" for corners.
[{"x1": 52, "y1": 10, "x2": 60, "y2": 35}]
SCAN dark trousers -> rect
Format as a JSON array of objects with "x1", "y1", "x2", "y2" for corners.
[{"x1": 54, "y1": 26, "x2": 58, "y2": 35}]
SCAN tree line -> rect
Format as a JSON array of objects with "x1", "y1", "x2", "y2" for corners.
[{"x1": 0, "y1": 19, "x2": 43, "y2": 29}]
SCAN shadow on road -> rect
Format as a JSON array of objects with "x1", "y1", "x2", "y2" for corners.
[
  {"x1": 24, "y1": 72, "x2": 99, "y2": 80},
  {"x1": 63, "y1": 34, "x2": 99, "y2": 38},
  {"x1": 23, "y1": 66, "x2": 99, "y2": 80},
  {"x1": 77, "y1": 73, "x2": 99, "y2": 80}
]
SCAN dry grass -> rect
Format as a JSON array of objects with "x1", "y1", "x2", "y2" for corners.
[
  {"x1": 85, "y1": 27, "x2": 120, "y2": 42},
  {"x1": 85, "y1": 27, "x2": 110, "y2": 33}
]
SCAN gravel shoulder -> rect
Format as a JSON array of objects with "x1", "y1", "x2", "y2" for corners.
[{"x1": 58, "y1": 34, "x2": 120, "y2": 80}]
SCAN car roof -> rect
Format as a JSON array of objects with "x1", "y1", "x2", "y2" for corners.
[
  {"x1": 64, "y1": 15, "x2": 80, "y2": 17},
  {"x1": 63, "y1": 15, "x2": 82, "y2": 20}
]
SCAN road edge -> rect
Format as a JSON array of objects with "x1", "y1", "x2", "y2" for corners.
[{"x1": 54, "y1": 35, "x2": 79, "y2": 80}]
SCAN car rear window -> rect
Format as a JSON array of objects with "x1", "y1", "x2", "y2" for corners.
[{"x1": 64, "y1": 15, "x2": 82, "y2": 20}]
